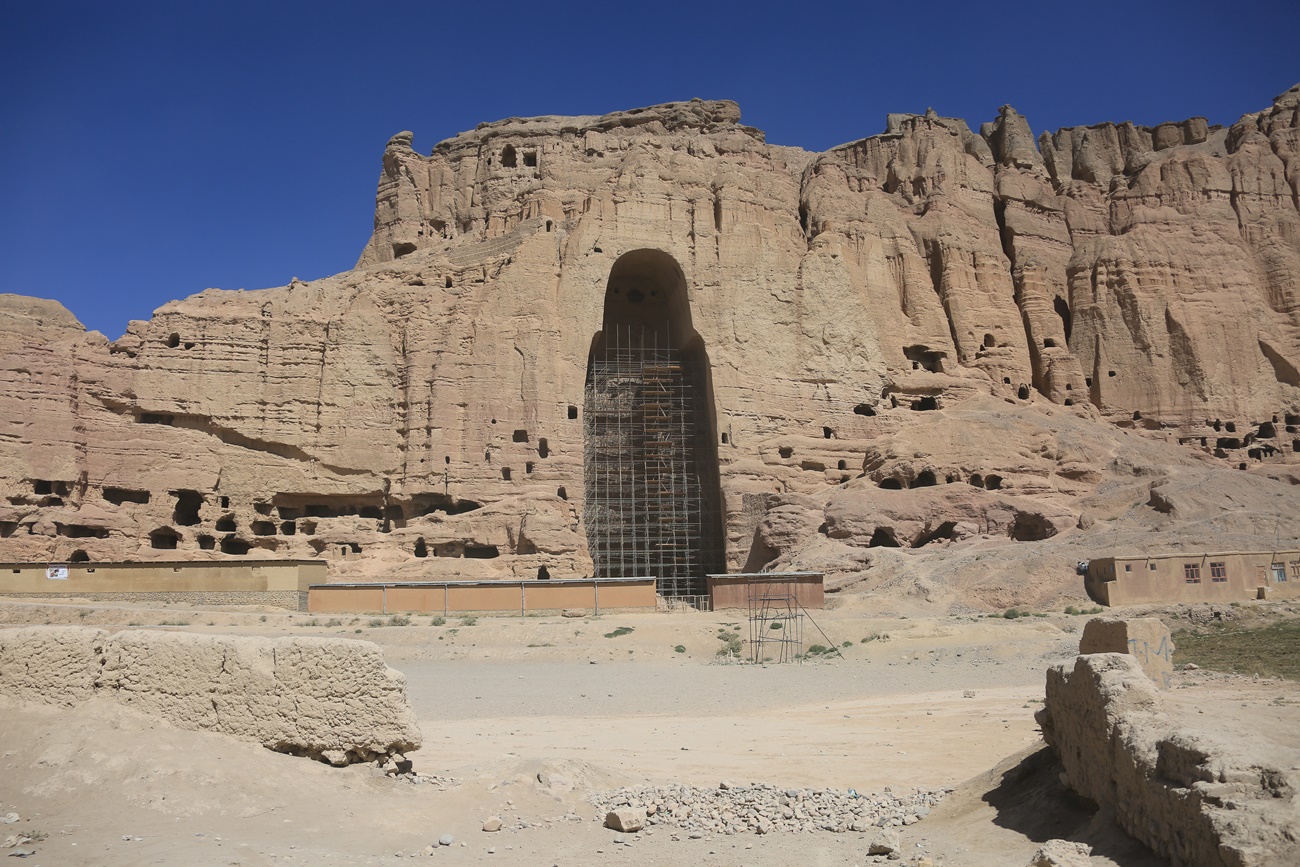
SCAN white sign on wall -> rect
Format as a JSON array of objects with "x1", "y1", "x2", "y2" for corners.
[{"x1": 46, "y1": 565, "x2": 68, "y2": 580}]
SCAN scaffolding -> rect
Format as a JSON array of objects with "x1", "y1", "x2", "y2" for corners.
[
  {"x1": 746, "y1": 575, "x2": 805, "y2": 664},
  {"x1": 584, "y1": 325, "x2": 717, "y2": 597}
]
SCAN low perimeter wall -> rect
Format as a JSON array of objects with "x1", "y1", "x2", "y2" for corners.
[
  {"x1": 0, "y1": 560, "x2": 326, "y2": 610},
  {"x1": 707, "y1": 573, "x2": 824, "y2": 610},
  {"x1": 308, "y1": 577, "x2": 656, "y2": 615},
  {"x1": 0, "y1": 626, "x2": 420, "y2": 765},
  {"x1": 1038, "y1": 652, "x2": 1299, "y2": 867}
]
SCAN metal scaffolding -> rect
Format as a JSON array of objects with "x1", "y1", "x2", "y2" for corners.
[
  {"x1": 746, "y1": 576, "x2": 805, "y2": 664},
  {"x1": 584, "y1": 325, "x2": 715, "y2": 597}
]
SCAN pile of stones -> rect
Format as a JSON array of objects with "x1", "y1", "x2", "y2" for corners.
[{"x1": 592, "y1": 782, "x2": 948, "y2": 836}]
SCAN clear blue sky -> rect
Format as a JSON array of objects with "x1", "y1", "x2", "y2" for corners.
[{"x1": 2, "y1": 0, "x2": 1297, "y2": 339}]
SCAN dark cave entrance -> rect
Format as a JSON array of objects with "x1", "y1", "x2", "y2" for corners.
[{"x1": 583, "y1": 249, "x2": 725, "y2": 596}]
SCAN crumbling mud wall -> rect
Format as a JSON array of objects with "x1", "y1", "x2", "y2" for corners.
[
  {"x1": 1037, "y1": 653, "x2": 1300, "y2": 867},
  {"x1": 0, "y1": 626, "x2": 421, "y2": 765}
]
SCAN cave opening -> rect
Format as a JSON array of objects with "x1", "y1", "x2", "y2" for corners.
[{"x1": 583, "y1": 249, "x2": 725, "y2": 596}]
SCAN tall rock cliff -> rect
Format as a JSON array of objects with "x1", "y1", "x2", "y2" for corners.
[{"x1": 2, "y1": 87, "x2": 1298, "y2": 604}]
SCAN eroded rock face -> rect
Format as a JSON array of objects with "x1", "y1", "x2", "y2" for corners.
[
  {"x1": 0, "y1": 89, "x2": 1297, "y2": 596},
  {"x1": 1038, "y1": 653, "x2": 1300, "y2": 867},
  {"x1": 0, "y1": 626, "x2": 421, "y2": 764}
]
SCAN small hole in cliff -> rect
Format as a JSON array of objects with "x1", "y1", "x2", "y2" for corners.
[
  {"x1": 280, "y1": 522, "x2": 296, "y2": 536},
  {"x1": 524, "y1": 151, "x2": 537, "y2": 167},
  {"x1": 838, "y1": 460, "x2": 847, "y2": 470},
  {"x1": 593, "y1": 247, "x2": 602, "y2": 254},
  {"x1": 1064, "y1": 399, "x2": 1074, "y2": 406},
  {"x1": 166, "y1": 333, "x2": 180, "y2": 348},
  {"x1": 823, "y1": 426, "x2": 833, "y2": 439},
  {"x1": 538, "y1": 438, "x2": 549, "y2": 458},
  {"x1": 986, "y1": 475, "x2": 1003, "y2": 490},
  {"x1": 721, "y1": 433, "x2": 729, "y2": 444},
  {"x1": 868, "y1": 527, "x2": 901, "y2": 548},
  {"x1": 1017, "y1": 386, "x2": 1030, "y2": 400},
  {"x1": 853, "y1": 404, "x2": 875, "y2": 416},
  {"x1": 537, "y1": 565, "x2": 551, "y2": 580},
  {"x1": 1108, "y1": 370, "x2": 1116, "y2": 377},
  {"x1": 392, "y1": 242, "x2": 416, "y2": 258},
  {"x1": 912, "y1": 470, "x2": 937, "y2": 488},
  {"x1": 568, "y1": 405, "x2": 578, "y2": 420},
  {"x1": 414, "y1": 538, "x2": 428, "y2": 558},
  {"x1": 1043, "y1": 338, "x2": 1057, "y2": 348},
  {"x1": 149, "y1": 527, "x2": 179, "y2": 549},
  {"x1": 545, "y1": 220, "x2": 553, "y2": 232},
  {"x1": 445, "y1": 276, "x2": 453, "y2": 288},
  {"x1": 465, "y1": 545, "x2": 499, "y2": 559},
  {"x1": 513, "y1": 429, "x2": 529, "y2": 443},
  {"x1": 220, "y1": 535, "x2": 250, "y2": 555},
  {"x1": 501, "y1": 145, "x2": 517, "y2": 167},
  {"x1": 526, "y1": 461, "x2": 535, "y2": 474},
  {"x1": 911, "y1": 397, "x2": 938, "y2": 411},
  {"x1": 1085, "y1": 377, "x2": 1093, "y2": 387},
  {"x1": 502, "y1": 467, "x2": 512, "y2": 481},
  {"x1": 970, "y1": 474, "x2": 984, "y2": 488},
  {"x1": 215, "y1": 515, "x2": 236, "y2": 532},
  {"x1": 1225, "y1": 421, "x2": 1237, "y2": 433},
  {"x1": 557, "y1": 487, "x2": 568, "y2": 500},
  {"x1": 778, "y1": 446, "x2": 794, "y2": 459},
  {"x1": 69, "y1": 550, "x2": 90, "y2": 563},
  {"x1": 983, "y1": 334, "x2": 995, "y2": 348},
  {"x1": 878, "y1": 478, "x2": 902, "y2": 490},
  {"x1": 1133, "y1": 411, "x2": 1142, "y2": 421},
  {"x1": 197, "y1": 534, "x2": 215, "y2": 550},
  {"x1": 445, "y1": 455, "x2": 451, "y2": 464},
  {"x1": 251, "y1": 521, "x2": 276, "y2": 536}
]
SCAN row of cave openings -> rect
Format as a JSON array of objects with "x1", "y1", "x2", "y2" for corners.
[{"x1": 1177, "y1": 413, "x2": 1300, "y2": 461}]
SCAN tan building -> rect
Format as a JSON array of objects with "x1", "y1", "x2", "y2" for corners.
[{"x1": 1086, "y1": 550, "x2": 1300, "y2": 606}]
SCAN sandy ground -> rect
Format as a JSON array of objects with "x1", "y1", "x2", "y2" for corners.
[{"x1": 2, "y1": 599, "x2": 1298, "y2": 866}]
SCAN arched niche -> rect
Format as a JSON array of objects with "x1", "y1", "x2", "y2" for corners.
[{"x1": 583, "y1": 249, "x2": 725, "y2": 595}]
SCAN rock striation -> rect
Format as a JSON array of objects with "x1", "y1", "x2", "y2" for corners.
[
  {"x1": 1, "y1": 88, "x2": 1298, "y2": 601},
  {"x1": 0, "y1": 626, "x2": 421, "y2": 764}
]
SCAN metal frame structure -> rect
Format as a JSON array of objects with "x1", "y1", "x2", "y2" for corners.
[
  {"x1": 746, "y1": 574, "x2": 805, "y2": 664},
  {"x1": 584, "y1": 325, "x2": 717, "y2": 597}
]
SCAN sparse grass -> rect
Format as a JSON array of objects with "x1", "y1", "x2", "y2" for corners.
[
  {"x1": 206, "y1": 621, "x2": 215, "y2": 626},
  {"x1": 324, "y1": 618, "x2": 342, "y2": 627},
  {"x1": 259, "y1": 615, "x2": 267, "y2": 622},
  {"x1": 354, "y1": 629, "x2": 362, "y2": 634},
  {"x1": 860, "y1": 632, "x2": 890, "y2": 643},
  {"x1": 1064, "y1": 605, "x2": 1104, "y2": 616},
  {"x1": 805, "y1": 643, "x2": 831, "y2": 657},
  {"x1": 367, "y1": 618, "x2": 385, "y2": 628},
  {"x1": 301, "y1": 618, "x2": 320, "y2": 627},
  {"x1": 1003, "y1": 608, "x2": 1047, "y2": 619},
  {"x1": 157, "y1": 619, "x2": 189, "y2": 626},
  {"x1": 715, "y1": 628, "x2": 742, "y2": 658},
  {"x1": 1173, "y1": 622, "x2": 1300, "y2": 681},
  {"x1": 841, "y1": 640, "x2": 853, "y2": 648},
  {"x1": 390, "y1": 614, "x2": 411, "y2": 626},
  {"x1": 77, "y1": 609, "x2": 91, "y2": 619},
  {"x1": 127, "y1": 621, "x2": 142, "y2": 627},
  {"x1": 526, "y1": 643, "x2": 554, "y2": 648},
  {"x1": 674, "y1": 644, "x2": 686, "y2": 654},
  {"x1": 603, "y1": 626, "x2": 634, "y2": 639},
  {"x1": 430, "y1": 616, "x2": 446, "y2": 626},
  {"x1": 769, "y1": 621, "x2": 783, "y2": 630},
  {"x1": 460, "y1": 616, "x2": 477, "y2": 626}
]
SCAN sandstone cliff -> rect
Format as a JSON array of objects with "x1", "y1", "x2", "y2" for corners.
[{"x1": 1, "y1": 88, "x2": 1298, "y2": 606}]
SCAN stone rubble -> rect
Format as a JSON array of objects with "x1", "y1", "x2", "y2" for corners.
[{"x1": 591, "y1": 782, "x2": 947, "y2": 836}]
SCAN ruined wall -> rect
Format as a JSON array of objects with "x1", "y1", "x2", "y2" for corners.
[
  {"x1": 0, "y1": 626, "x2": 421, "y2": 764},
  {"x1": 0, "y1": 87, "x2": 1297, "y2": 584},
  {"x1": 1038, "y1": 653, "x2": 1300, "y2": 867}
]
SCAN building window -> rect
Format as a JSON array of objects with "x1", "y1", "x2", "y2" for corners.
[
  {"x1": 1184, "y1": 563, "x2": 1201, "y2": 584},
  {"x1": 1124, "y1": 563, "x2": 1132, "y2": 572},
  {"x1": 1274, "y1": 563, "x2": 1289, "y2": 583},
  {"x1": 1291, "y1": 561, "x2": 1300, "y2": 579},
  {"x1": 1149, "y1": 562, "x2": 1157, "y2": 570},
  {"x1": 1210, "y1": 562, "x2": 1227, "y2": 582}
]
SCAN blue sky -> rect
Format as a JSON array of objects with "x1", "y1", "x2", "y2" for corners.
[{"x1": 2, "y1": 0, "x2": 1297, "y2": 339}]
